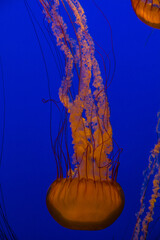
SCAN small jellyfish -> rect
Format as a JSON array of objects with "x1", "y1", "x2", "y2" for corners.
[{"x1": 131, "y1": 0, "x2": 160, "y2": 29}]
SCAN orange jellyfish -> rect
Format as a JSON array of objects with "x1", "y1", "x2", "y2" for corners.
[
  {"x1": 131, "y1": 0, "x2": 160, "y2": 28},
  {"x1": 40, "y1": 0, "x2": 125, "y2": 230},
  {"x1": 131, "y1": 112, "x2": 160, "y2": 240}
]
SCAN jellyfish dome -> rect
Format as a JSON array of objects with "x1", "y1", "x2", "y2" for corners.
[
  {"x1": 131, "y1": 0, "x2": 160, "y2": 29},
  {"x1": 46, "y1": 177, "x2": 124, "y2": 230}
]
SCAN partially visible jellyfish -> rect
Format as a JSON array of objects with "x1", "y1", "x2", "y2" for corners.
[
  {"x1": 131, "y1": 2, "x2": 160, "y2": 239},
  {"x1": 132, "y1": 112, "x2": 160, "y2": 240},
  {"x1": 131, "y1": 0, "x2": 160, "y2": 28},
  {"x1": 39, "y1": 0, "x2": 125, "y2": 230}
]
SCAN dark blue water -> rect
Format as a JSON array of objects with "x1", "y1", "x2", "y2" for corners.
[{"x1": 0, "y1": 0, "x2": 160, "y2": 239}]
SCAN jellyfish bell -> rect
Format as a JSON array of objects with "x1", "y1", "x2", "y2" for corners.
[
  {"x1": 46, "y1": 168, "x2": 125, "y2": 230},
  {"x1": 131, "y1": 0, "x2": 160, "y2": 29},
  {"x1": 39, "y1": 0, "x2": 125, "y2": 230},
  {"x1": 46, "y1": 178, "x2": 124, "y2": 230}
]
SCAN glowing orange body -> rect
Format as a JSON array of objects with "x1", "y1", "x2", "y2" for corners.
[
  {"x1": 131, "y1": 0, "x2": 160, "y2": 28},
  {"x1": 40, "y1": 0, "x2": 125, "y2": 230},
  {"x1": 46, "y1": 178, "x2": 124, "y2": 230}
]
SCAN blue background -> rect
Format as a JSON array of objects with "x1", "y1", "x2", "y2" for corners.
[{"x1": 0, "y1": 0, "x2": 160, "y2": 239}]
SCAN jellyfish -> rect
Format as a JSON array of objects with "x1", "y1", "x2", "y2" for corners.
[
  {"x1": 39, "y1": 0, "x2": 125, "y2": 230},
  {"x1": 131, "y1": 112, "x2": 160, "y2": 240},
  {"x1": 131, "y1": 0, "x2": 160, "y2": 28}
]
